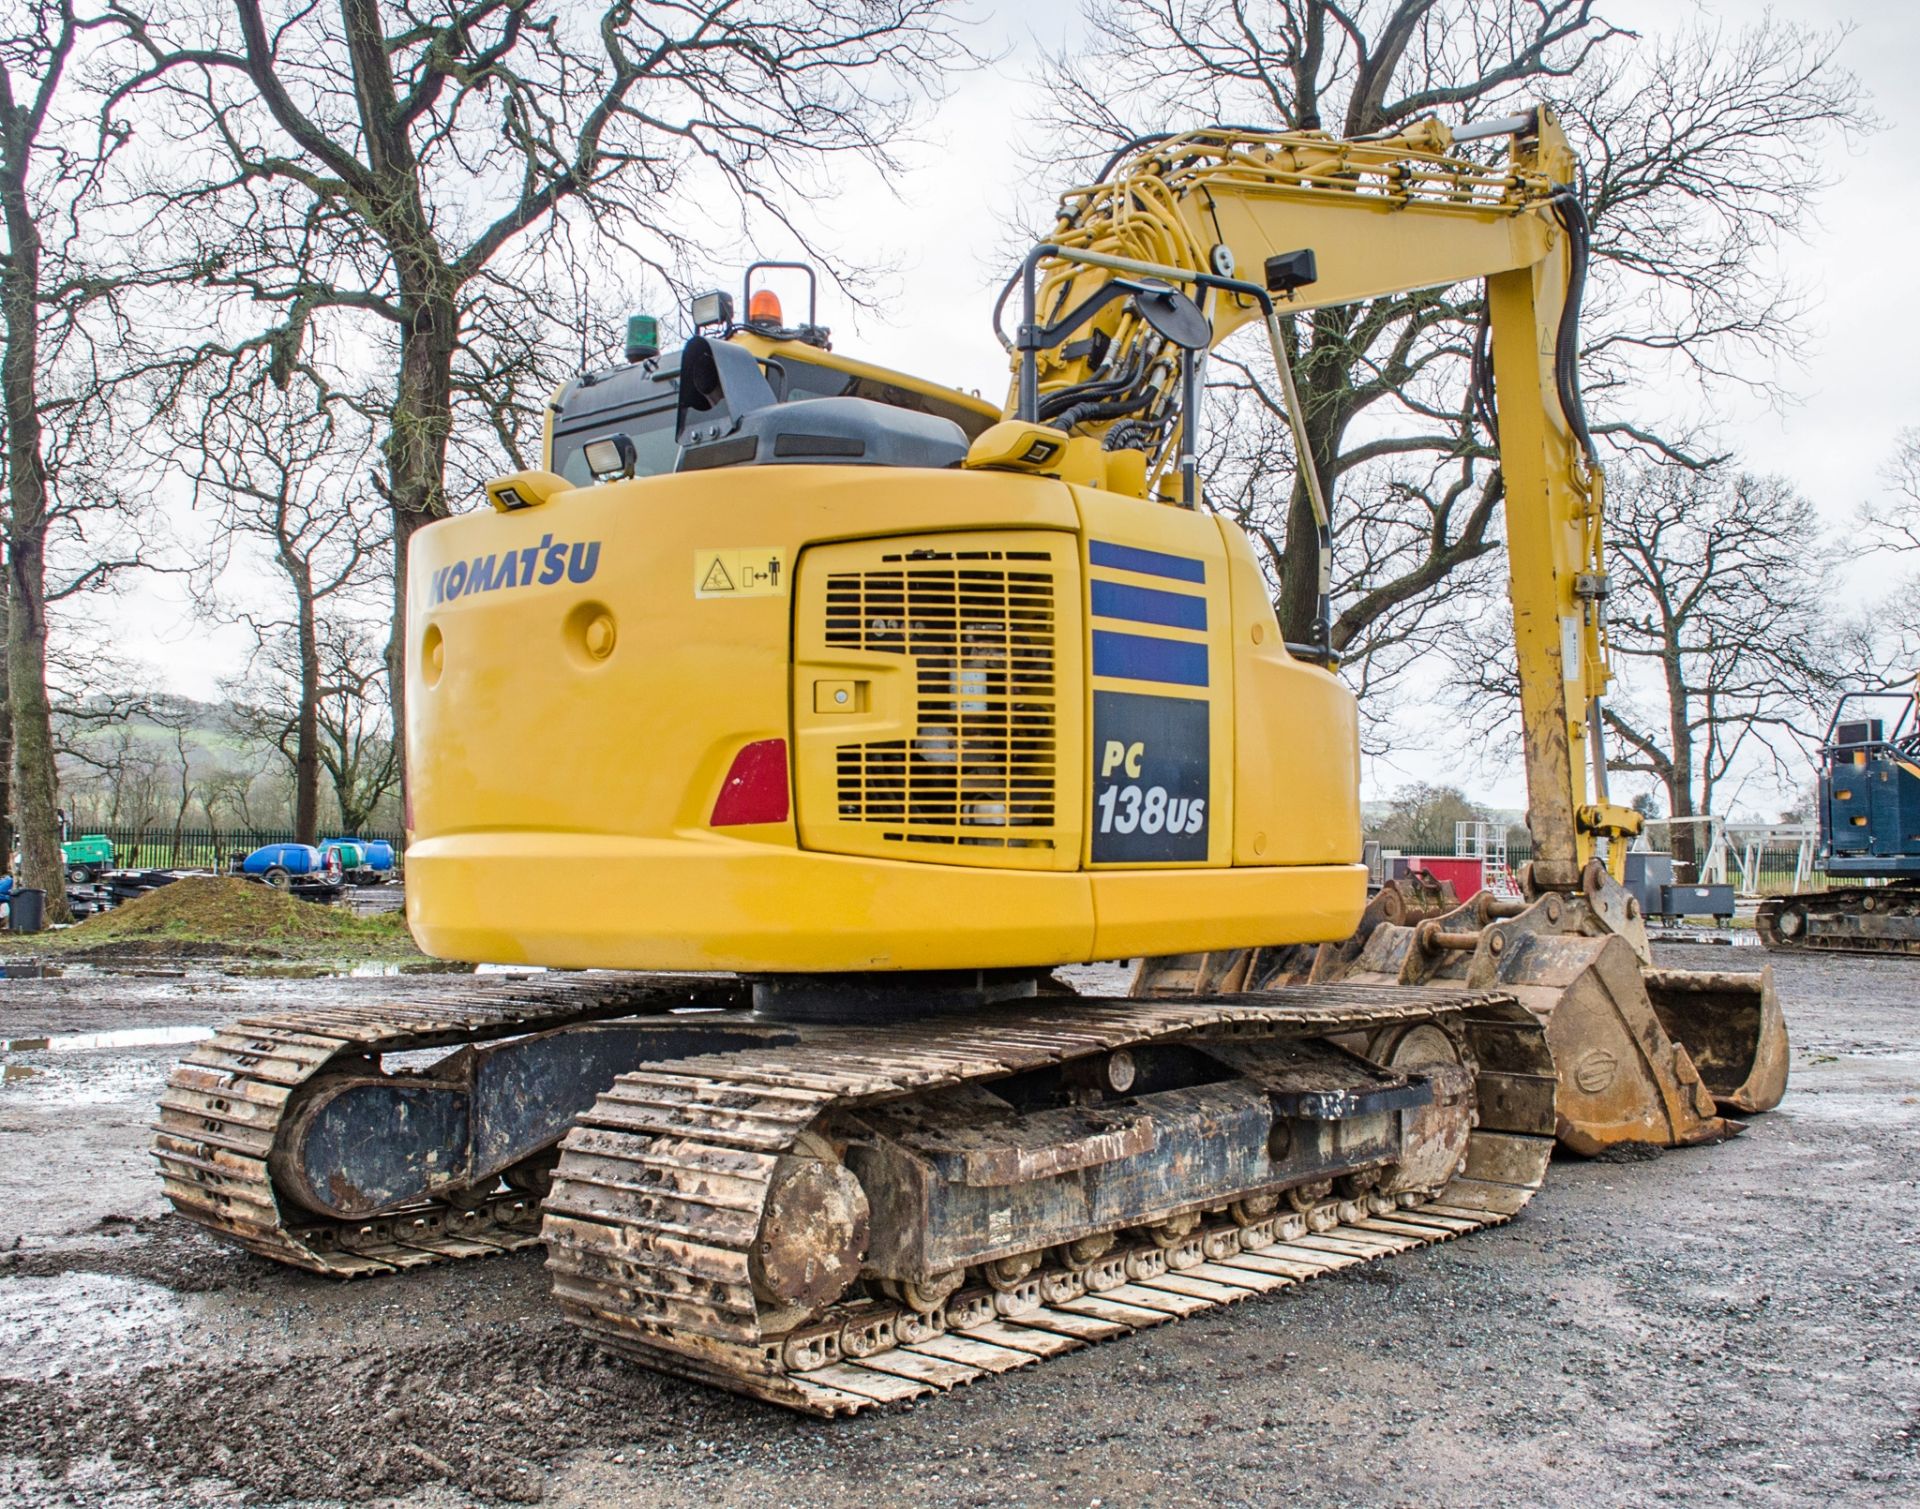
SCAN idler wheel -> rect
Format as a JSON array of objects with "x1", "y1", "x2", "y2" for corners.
[
  {"x1": 438, "y1": 1182, "x2": 499, "y2": 1211},
  {"x1": 503, "y1": 1152, "x2": 559, "y2": 1197},
  {"x1": 1367, "y1": 1021, "x2": 1475, "y2": 1197},
  {"x1": 749, "y1": 1135, "x2": 869, "y2": 1311}
]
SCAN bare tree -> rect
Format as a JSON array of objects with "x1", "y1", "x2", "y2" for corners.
[
  {"x1": 143, "y1": 695, "x2": 208, "y2": 867},
  {"x1": 312, "y1": 621, "x2": 398, "y2": 833},
  {"x1": 3, "y1": 1, "x2": 122, "y2": 916},
  {"x1": 1026, "y1": 2, "x2": 1871, "y2": 730},
  {"x1": 112, "y1": 0, "x2": 976, "y2": 753},
  {"x1": 1594, "y1": 465, "x2": 1845, "y2": 865},
  {"x1": 225, "y1": 618, "x2": 400, "y2": 838},
  {"x1": 1850, "y1": 428, "x2": 1920, "y2": 682},
  {"x1": 1371, "y1": 782, "x2": 1482, "y2": 855},
  {"x1": 1893, "y1": 430, "x2": 1920, "y2": 515},
  {"x1": 0, "y1": 580, "x2": 10, "y2": 862},
  {"x1": 1451, "y1": 462, "x2": 1851, "y2": 861},
  {"x1": 1861, "y1": 429, "x2": 1920, "y2": 553},
  {"x1": 175, "y1": 372, "x2": 385, "y2": 842}
]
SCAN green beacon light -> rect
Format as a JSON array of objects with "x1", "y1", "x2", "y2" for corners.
[{"x1": 625, "y1": 313, "x2": 661, "y2": 363}]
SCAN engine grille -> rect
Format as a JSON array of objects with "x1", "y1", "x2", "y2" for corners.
[{"x1": 826, "y1": 551, "x2": 1058, "y2": 849}]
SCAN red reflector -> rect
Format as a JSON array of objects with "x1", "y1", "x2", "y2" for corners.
[{"x1": 711, "y1": 739, "x2": 791, "y2": 826}]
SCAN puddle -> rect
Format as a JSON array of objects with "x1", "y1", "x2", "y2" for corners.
[
  {"x1": 346, "y1": 959, "x2": 474, "y2": 977},
  {"x1": 220, "y1": 959, "x2": 474, "y2": 980},
  {"x1": 0, "y1": 1271, "x2": 193, "y2": 1375},
  {"x1": 0, "y1": 1055, "x2": 175, "y2": 1108},
  {"x1": 1649, "y1": 932, "x2": 1761, "y2": 948},
  {"x1": 1, "y1": 1025, "x2": 213, "y2": 1054}
]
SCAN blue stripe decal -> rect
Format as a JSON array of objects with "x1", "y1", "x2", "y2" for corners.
[
  {"x1": 1089, "y1": 540, "x2": 1206, "y2": 584},
  {"x1": 1091, "y1": 579, "x2": 1207, "y2": 632},
  {"x1": 1093, "y1": 630, "x2": 1210, "y2": 687}
]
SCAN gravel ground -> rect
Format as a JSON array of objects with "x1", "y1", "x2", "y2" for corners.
[{"x1": 0, "y1": 947, "x2": 1915, "y2": 1508}]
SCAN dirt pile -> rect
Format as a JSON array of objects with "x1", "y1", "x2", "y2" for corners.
[{"x1": 33, "y1": 876, "x2": 417, "y2": 960}]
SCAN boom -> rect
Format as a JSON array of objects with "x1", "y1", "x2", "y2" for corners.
[{"x1": 1005, "y1": 109, "x2": 1639, "y2": 885}]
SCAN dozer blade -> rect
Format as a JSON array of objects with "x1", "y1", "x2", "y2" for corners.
[{"x1": 1134, "y1": 865, "x2": 1789, "y2": 1157}]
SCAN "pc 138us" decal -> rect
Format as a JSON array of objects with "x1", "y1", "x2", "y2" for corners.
[{"x1": 1091, "y1": 691, "x2": 1209, "y2": 862}]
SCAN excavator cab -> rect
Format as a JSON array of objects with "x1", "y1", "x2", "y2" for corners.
[{"x1": 543, "y1": 268, "x2": 1000, "y2": 490}]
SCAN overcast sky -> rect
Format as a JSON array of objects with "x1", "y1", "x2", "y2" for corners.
[{"x1": 128, "y1": 0, "x2": 1918, "y2": 814}]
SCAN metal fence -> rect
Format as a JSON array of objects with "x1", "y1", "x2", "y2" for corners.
[
  {"x1": 61, "y1": 824, "x2": 407, "y2": 873},
  {"x1": 1408, "y1": 829, "x2": 1836, "y2": 898}
]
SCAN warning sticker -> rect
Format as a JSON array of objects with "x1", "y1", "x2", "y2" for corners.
[{"x1": 694, "y1": 547, "x2": 789, "y2": 598}]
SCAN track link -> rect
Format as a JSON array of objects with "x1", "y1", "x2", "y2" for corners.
[
  {"x1": 543, "y1": 983, "x2": 1554, "y2": 1414},
  {"x1": 152, "y1": 973, "x2": 746, "y2": 1274}
]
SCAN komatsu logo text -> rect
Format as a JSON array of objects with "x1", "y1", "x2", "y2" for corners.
[{"x1": 427, "y1": 536, "x2": 601, "y2": 605}]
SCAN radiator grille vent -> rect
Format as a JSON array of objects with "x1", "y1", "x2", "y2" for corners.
[{"x1": 826, "y1": 552, "x2": 1057, "y2": 848}]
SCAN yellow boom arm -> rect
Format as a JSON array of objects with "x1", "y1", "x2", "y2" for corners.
[{"x1": 1007, "y1": 110, "x2": 1639, "y2": 884}]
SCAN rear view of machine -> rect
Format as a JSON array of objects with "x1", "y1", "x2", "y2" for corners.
[
  {"x1": 155, "y1": 108, "x2": 1784, "y2": 1417},
  {"x1": 1759, "y1": 691, "x2": 1920, "y2": 954}
]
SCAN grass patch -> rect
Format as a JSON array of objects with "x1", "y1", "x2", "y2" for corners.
[{"x1": 0, "y1": 877, "x2": 428, "y2": 963}]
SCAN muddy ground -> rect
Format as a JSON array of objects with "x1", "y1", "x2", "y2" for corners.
[{"x1": 0, "y1": 947, "x2": 1915, "y2": 1508}]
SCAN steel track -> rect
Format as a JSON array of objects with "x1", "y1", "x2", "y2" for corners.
[
  {"x1": 542, "y1": 984, "x2": 1556, "y2": 1413},
  {"x1": 157, "y1": 976, "x2": 1554, "y2": 1413},
  {"x1": 1756, "y1": 886, "x2": 1920, "y2": 957},
  {"x1": 152, "y1": 973, "x2": 747, "y2": 1275}
]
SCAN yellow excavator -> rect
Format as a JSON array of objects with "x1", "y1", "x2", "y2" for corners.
[{"x1": 156, "y1": 107, "x2": 1787, "y2": 1414}]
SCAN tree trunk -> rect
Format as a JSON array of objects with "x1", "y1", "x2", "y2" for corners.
[
  {"x1": 382, "y1": 280, "x2": 458, "y2": 789},
  {"x1": 0, "y1": 579, "x2": 12, "y2": 864},
  {"x1": 1275, "y1": 311, "x2": 1355, "y2": 647},
  {"x1": 1663, "y1": 650, "x2": 1698, "y2": 876},
  {"x1": 337, "y1": 775, "x2": 371, "y2": 835},
  {"x1": 291, "y1": 563, "x2": 320, "y2": 844},
  {"x1": 0, "y1": 100, "x2": 70, "y2": 922}
]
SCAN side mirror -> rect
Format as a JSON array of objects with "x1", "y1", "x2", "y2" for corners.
[
  {"x1": 676, "y1": 336, "x2": 779, "y2": 445},
  {"x1": 1129, "y1": 283, "x2": 1212, "y2": 351}
]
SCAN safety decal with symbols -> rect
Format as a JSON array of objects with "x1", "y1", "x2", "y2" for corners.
[
  {"x1": 1090, "y1": 689, "x2": 1209, "y2": 862},
  {"x1": 694, "y1": 547, "x2": 789, "y2": 598}
]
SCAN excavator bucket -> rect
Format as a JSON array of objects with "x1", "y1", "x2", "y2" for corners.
[
  {"x1": 1135, "y1": 866, "x2": 1788, "y2": 1156},
  {"x1": 1641, "y1": 966, "x2": 1789, "y2": 1117}
]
